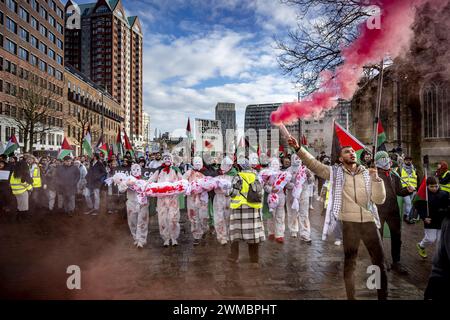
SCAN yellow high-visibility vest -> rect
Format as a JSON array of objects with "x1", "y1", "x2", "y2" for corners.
[
  {"x1": 441, "y1": 171, "x2": 450, "y2": 193},
  {"x1": 10, "y1": 173, "x2": 32, "y2": 195},
  {"x1": 230, "y1": 172, "x2": 262, "y2": 209},
  {"x1": 32, "y1": 166, "x2": 42, "y2": 188},
  {"x1": 400, "y1": 167, "x2": 417, "y2": 188}
]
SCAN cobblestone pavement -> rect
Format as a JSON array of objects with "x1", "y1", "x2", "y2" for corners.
[{"x1": 0, "y1": 198, "x2": 433, "y2": 300}]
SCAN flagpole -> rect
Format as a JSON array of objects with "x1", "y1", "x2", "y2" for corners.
[
  {"x1": 372, "y1": 59, "x2": 384, "y2": 160},
  {"x1": 424, "y1": 155, "x2": 429, "y2": 218}
]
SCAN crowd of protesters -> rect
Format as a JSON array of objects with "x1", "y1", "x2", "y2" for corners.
[{"x1": 0, "y1": 143, "x2": 449, "y2": 300}]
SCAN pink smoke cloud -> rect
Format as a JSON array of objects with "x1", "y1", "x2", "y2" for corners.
[{"x1": 270, "y1": 0, "x2": 443, "y2": 125}]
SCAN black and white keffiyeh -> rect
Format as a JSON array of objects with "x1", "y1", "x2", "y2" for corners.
[{"x1": 322, "y1": 164, "x2": 381, "y2": 240}]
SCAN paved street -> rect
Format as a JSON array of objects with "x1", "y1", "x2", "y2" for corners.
[{"x1": 0, "y1": 198, "x2": 433, "y2": 300}]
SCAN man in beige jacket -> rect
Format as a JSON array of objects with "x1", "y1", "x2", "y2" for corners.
[{"x1": 288, "y1": 136, "x2": 388, "y2": 300}]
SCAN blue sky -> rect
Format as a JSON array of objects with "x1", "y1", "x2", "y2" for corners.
[{"x1": 70, "y1": 0, "x2": 303, "y2": 137}]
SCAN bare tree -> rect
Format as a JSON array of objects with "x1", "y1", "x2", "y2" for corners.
[
  {"x1": 2, "y1": 66, "x2": 66, "y2": 153},
  {"x1": 276, "y1": 0, "x2": 372, "y2": 94}
]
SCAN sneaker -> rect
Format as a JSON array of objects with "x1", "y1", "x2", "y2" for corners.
[
  {"x1": 107, "y1": 210, "x2": 114, "y2": 214},
  {"x1": 91, "y1": 211, "x2": 99, "y2": 216},
  {"x1": 84, "y1": 209, "x2": 94, "y2": 215},
  {"x1": 133, "y1": 240, "x2": 138, "y2": 246},
  {"x1": 171, "y1": 239, "x2": 178, "y2": 247},
  {"x1": 334, "y1": 240, "x2": 342, "y2": 246},
  {"x1": 249, "y1": 262, "x2": 260, "y2": 269},
  {"x1": 163, "y1": 240, "x2": 170, "y2": 247},
  {"x1": 227, "y1": 254, "x2": 238, "y2": 263},
  {"x1": 136, "y1": 243, "x2": 144, "y2": 249},
  {"x1": 309, "y1": 205, "x2": 314, "y2": 210},
  {"x1": 268, "y1": 234, "x2": 275, "y2": 241},
  {"x1": 302, "y1": 238, "x2": 312, "y2": 245},
  {"x1": 220, "y1": 240, "x2": 228, "y2": 245},
  {"x1": 193, "y1": 239, "x2": 201, "y2": 246},
  {"x1": 275, "y1": 237, "x2": 284, "y2": 244},
  {"x1": 417, "y1": 243, "x2": 427, "y2": 258},
  {"x1": 291, "y1": 232, "x2": 298, "y2": 238}
]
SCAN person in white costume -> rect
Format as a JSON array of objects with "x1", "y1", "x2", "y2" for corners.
[
  {"x1": 126, "y1": 164, "x2": 150, "y2": 249},
  {"x1": 149, "y1": 153, "x2": 183, "y2": 247},
  {"x1": 183, "y1": 156, "x2": 209, "y2": 246}
]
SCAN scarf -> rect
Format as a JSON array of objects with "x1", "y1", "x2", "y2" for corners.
[
  {"x1": 161, "y1": 163, "x2": 171, "y2": 174},
  {"x1": 322, "y1": 164, "x2": 381, "y2": 240}
]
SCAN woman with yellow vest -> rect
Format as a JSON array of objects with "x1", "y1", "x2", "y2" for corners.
[
  {"x1": 228, "y1": 158, "x2": 265, "y2": 267},
  {"x1": 399, "y1": 156, "x2": 418, "y2": 222},
  {"x1": 25, "y1": 155, "x2": 43, "y2": 212},
  {"x1": 436, "y1": 161, "x2": 450, "y2": 195},
  {"x1": 9, "y1": 160, "x2": 33, "y2": 221}
]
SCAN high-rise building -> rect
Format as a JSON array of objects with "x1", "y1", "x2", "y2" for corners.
[
  {"x1": 215, "y1": 102, "x2": 236, "y2": 141},
  {"x1": 244, "y1": 103, "x2": 301, "y2": 155},
  {"x1": 0, "y1": 0, "x2": 66, "y2": 155},
  {"x1": 64, "y1": 0, "x2": 143, "y2": 145},
  {"x1": 142, "y1": 111, "x2": 150, "y2": 146}
]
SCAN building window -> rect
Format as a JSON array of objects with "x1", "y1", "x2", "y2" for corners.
[
  {"x1": 57, "y1": 38, "x2": 63, "y2": 49},
  {"x1": 39, "y1": 7, "x2": 47, "y2": 20},
  {"x1": 47, "y1": 65, "x2": 54, "y2": 76},
  {"x1": 55, "y1": 70, "x2": 62, "y2": 81},
  {"x1": 6, "y1": 0, "x2": 17, "y2": 13},
  {"x1": 39, "y1": 60, "x2": 46, "y2": 72},
  {"x1": 31, "y1": 35, "x2": 38, "y2": 48},
  {"x1": 19, "y1": 47, "x2": 28, "y2": 61},
  {"x1": 5, "y1": 38, "x2": 17, "y2": 54},
  {"x1": 39, "y1": 25, "x2": 47, "y2": 37},
  {"x1": 31, "y1": 16, "x2": 39, "y2": 30},
  {"x1": 19, "y1": 27, "x2": 29, "y2": 41},
  {"x1": 48, "y1": 48, "x2": 55, "y2": 59},
  {"x1": 39, "y1": 42, "x2": 47, "y2": 54},
  {"x1": 56, "y1": 7, "x2": 63, "y2": 19},
  {"x1": 48, "y1": 14, "x2": 55, "y2": 27},
  {"x1": 6, "y1": 17, "x2": 17, "y2": 33},
  {"x1": 48, "y1": 31, "x2": 55, "y2": 43},
  {"x1": 56, "y1": 23, "x2": 63, "y2": 34},
  {"x1": 56, "y1": 134, "x2": 62, "y2": 146},
  {"x1": 19, "y1": 6, "x2": 29, "y2": 22},
  {"x1": 56, "y1": 54, "x2": 63, "y2": 65},
  {"x1": 30, "y1": 54, "x2": 38, "y2": 66},
  {"x1": 422, "y1": 81, "x2": 450, "y2": 139}
]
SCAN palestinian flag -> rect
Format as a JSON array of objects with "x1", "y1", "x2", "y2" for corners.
[
  {"x1": 57, "y1": 137, "x2": 73, "y2": 160},
  {"x1": 123, "y1": 130, "x2": 134, "y2": 158},
  {"x1": 413, "y1": 177, "x2": 427, "y2": 204},
  {"x1": 108, "y1": 144, "x2": 114, "y2": 161},
  {"x1": 98, "y1": 142, "x2": 108, "y2": 159},
  {"x1": 377, "y1": 121, "x2": 387, "y2": 151},
  {"x1": 82, "y1": 125, "x2": 93, "y2": 157},
  {"x1": 113, "y1": 127, "x2": 124, "y2": 158},
  {"x1": 94, "y1": 133, "x2": 104, "y2": 153},
  {"x1": 331, "y1": 121, "x2": 365, "y2": 164},
  {"x1": 4, "y1": 135, "x2": 19, "y2": 156}
]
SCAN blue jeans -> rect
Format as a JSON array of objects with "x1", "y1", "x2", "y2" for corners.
[{"x1": 85, "y1": 188, "x2": 100, "y2": 211}]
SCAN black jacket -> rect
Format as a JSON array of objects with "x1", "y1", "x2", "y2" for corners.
[
  {"x1": 86, "y1": 161, "x2": 107, "y2": 189},
  {"x1": 56, "y1": 165, "x2": 80, "y2": 194},
  {"x1": 377, "y1": 168, "x2": 412, "y2": 217},
  {"x1": 415, "y1": 190, "x2": 449, "y2": 229}
]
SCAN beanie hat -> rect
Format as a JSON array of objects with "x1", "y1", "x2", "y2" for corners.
[{"x1": 374, "y1": 151, "x2": 389, "y2": 162}]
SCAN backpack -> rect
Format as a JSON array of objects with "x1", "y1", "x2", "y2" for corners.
[{"x1": 233, "y1": 173, "x2": 262, "y2": 203}]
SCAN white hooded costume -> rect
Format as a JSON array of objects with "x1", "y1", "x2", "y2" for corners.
[
  {"x1": 149, "y1": 153, "x2": 183, "y2": 246},
  {"x1": 183, "y1": 156, "x2": 209, "y2": 241},
  {"x1": 285, "y1": 154, "x2": 313, "y2": 241},
  {"x1": 212, "y1": 156, "x2": 235, "y2": 245},
  {"x1": 126, "y1": 164, "x2": 150, "y2": 248},
  {"x1": 265, "y1": 158, "x2": 287, "y2": 241}
]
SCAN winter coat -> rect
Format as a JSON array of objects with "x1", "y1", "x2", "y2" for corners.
[
  {"x1": 377, "y1": 168, "x2": 412, "y2": 218},
  {"x1": 56, "y1": 165, "x2": 80, "y2": 195},
  {"x1": 415, "y1": 189, "x2": 449, "y2": 229},
  {"x1": 86, "y1": 161, "x2": 107, "y2": 190},
  {"x1": 296, "y1": 147, "x2": 386, "y2": 223}
]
